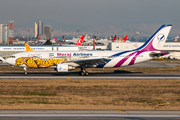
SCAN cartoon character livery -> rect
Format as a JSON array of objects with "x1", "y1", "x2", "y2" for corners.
[{"x1": 5, "y1": 24, "x2": 172, "y2": 75}]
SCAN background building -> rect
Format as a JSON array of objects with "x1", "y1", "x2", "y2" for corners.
[
  {"x1": 38, "y1": 20, "x2": 43, "y2": 36},
  {"x1": 0, "y1": 24, "x2": 9, "y2": 44},
  {"x1": 44, "y1": 25, "x2": 52, "y2": 39},
  {"x1": 34, "y1": 22, "x2": 38, "y2": 38},
  {"x1": 34, "y1": 20, "x2": 43, "y2": 38}
]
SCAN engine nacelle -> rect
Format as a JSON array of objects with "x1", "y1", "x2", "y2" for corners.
[{"x1": 55, "y1": 64, "x2": 75, "y2": 72}]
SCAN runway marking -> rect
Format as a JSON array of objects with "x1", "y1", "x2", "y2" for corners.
[
  {"x1": 116, "y1": 110, "x2": 124, "y2": 113},
  {"x1": 0, "y1": 114, "x2": 179, "y2": 117}
]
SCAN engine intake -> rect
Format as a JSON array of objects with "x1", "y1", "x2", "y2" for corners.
[{"x1": 55, "y1": 64, "x2": 75, "y2": 72}]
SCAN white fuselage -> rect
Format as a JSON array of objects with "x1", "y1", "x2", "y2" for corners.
[
  {"x1": 38, "y1": 40, "x2": 56, "y2": 44},
  {"x1": 6, "y1": 50, "x2": 154, "y2": 68}
]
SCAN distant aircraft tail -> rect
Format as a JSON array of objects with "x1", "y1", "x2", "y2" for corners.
[
  {"x1": 37, "y1": 34, "x2": 41, "y2": 40},
  {"x1": 53, "y1": 37, "x2": 56, "y2": 41},
  {"x1": 123, "y1": 35, "x2": 128, "y2": 42},
  {"x1": 25, "y1": 43, "x2": 33, "y2": 51},
  {"x1": 75, "y1": 35, "x2": 85, "y2": 46},
  {"x1": 84, "y1": 34, "x2": 88, "y2": 42},
  {"x1": 136, "y1": 24, "x2": 172, "y2": 51},
  {"x1": 112, "y1": 35, "x2": 116, "y2": 41},
  {"x1": 62, "y1": 35, "x2": 66, "y2": 40}
]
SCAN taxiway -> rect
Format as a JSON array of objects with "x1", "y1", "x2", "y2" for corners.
[{"x1": 0, "y1": 110, "x2": 179, "y2": 120}]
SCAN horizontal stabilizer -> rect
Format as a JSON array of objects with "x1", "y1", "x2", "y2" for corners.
[{"x1": 149, "y1": 51, "x2": 169, "y2": 57}]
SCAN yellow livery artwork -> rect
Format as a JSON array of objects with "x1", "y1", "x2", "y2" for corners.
[
  {"x1": 15, "y1": 56, "x2": 89, "y2": 68},
  {"x1": 15, "y1": 56, "x2": 67, "y2": 68}
]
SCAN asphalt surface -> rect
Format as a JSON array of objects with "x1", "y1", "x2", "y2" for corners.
[
  {"x1": 0, "y1": 72, "x2": 180, "y2": 79},
  {"x1": 0, "y1": 110, "x2": 179, "y2": 120},
  {"x1": 0, "y1": 61, "x2": 177, "y2": 79}
]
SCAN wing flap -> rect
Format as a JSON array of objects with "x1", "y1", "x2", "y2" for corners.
[{"x1": 64, "y1": 58, "x2": 110, "y2": 66}]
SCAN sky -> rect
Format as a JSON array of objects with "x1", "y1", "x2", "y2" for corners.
[{"x1": 0, "y1": 0, "x2": 180, "y2": 37}]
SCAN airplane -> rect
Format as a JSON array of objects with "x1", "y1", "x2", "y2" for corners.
[
  {"x1": 60, "y1": 35, "x2": 85, "y2": 46},
  {"x1": 65, "y1": 34, "x2": 88, "y2": 44},
  {"x1": 119, "y1": 35, "x2": 130, "y2": 42},
  {"x1": 5, "y1": 24, "x2": 172, "y2": 76},
  {"x1": 25, "y1": 35, "x2": 85, "y2": 52},
  {"x1": 37, "y1": 34, "x2": 56, "y2": 44},
  {"x1": 95, "y1": 35, "x2": 118, "y2": 45},
  {"x1": 60, "y1": 35, "x2": 107, "y2": 50}
]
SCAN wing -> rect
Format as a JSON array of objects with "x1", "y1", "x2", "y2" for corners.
[
  {"x1": 63, "y1": 58, "x2": 110, "y2": 67},
  {"x1": 149, "y1": 51, "x2": 169, "y2": 57}
]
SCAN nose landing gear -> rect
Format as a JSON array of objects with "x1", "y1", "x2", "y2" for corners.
[{"x1": 24, "y1": 67, "x2": 27, "y2": 74}]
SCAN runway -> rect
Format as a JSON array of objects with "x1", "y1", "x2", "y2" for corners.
[
  {"x1": 0, "y1": 61, "x2": 180, "y2": 79},
  {"x1": 0, "y1": 110, "x2": 179, "y2": 120},
  {"x1": 0, "y1": 72, "x2": 180, "y2": 79}
]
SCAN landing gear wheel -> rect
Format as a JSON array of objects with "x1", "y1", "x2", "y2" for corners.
[
  {"x1": 85, "y1": 72, "x2": 89, "y2": 76},
  {"x1": 81, "y1": 72, "x2": 85, "y2": 76},
  {"x1": 79, "y1": 71, "x2": 89, "y2": 76}
]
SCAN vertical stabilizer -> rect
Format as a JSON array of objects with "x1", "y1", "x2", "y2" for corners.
[
  {"x1": 25, "y1": 43, "x2": 33, "y2": 51},
  {"x1": 123, "y1": 36, "x2": 128, "y2": 42},
  {"x1": 75, "y1": 35, "x2": 85, "y2": 46},
  {"x1": 37, "y1": 34, "x2": 41, "y2": 40},
  {"x1": 136, "y1": 24, "x2": 172, "y2": 51},
  {"x1": 84, "y1": 34, "x2": 88, "y2": 42},
  {"x1": 112, "y1": 35, "x2": 117, "y2": 41}
]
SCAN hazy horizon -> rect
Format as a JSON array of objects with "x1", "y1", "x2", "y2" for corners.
[{"x1": 0, "y1": 0, "x2": 180, "y2": 37}]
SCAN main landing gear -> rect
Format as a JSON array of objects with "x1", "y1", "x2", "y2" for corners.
[
  {"x1": 24, "y1": 67, "x2": 27, "y2": 74},
  {"x1": 79, "y1": 66, "x2": 89, "y2": 76}
]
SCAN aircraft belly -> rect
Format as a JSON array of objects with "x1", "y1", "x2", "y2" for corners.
[
  {"x1": 17, "y1": 64, "x2": 27, "y2": 68},
  {"x1": 104, "y1": 57, "x2": 122, "y2": 68}
]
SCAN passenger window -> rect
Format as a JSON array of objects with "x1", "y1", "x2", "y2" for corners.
[{"x1": 10, "y1": 56, "x2": 15, "y2": 58}]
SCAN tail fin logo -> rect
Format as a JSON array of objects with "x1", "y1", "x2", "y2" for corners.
[
  {"x1": 25, "y1": 43, "x2": 33, "y2": 51},
  {"x1": 157, "y1": 34, "x2": 165, "y2": 41},
  {"x1": 75, "y1": 35, "x2": 84, "y2": 46}
]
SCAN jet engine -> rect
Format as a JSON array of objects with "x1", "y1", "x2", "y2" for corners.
[{"x1": 55, "y1": 64, "x2": 75, "y2": 72}]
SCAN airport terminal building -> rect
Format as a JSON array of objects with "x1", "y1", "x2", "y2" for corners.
[
  {"x1": 108, "y1": 42, "x2": 180, "y2": 59},
  {"x1": 1, "y1": 42, "x2": 180, "y2": 59}
]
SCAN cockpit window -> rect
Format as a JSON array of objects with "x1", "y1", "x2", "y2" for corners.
[{"x1": 10, "y1": 56, "x2": 15, "y2": 58}]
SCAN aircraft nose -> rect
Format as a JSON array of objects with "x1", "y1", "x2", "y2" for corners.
[{"x1": 6, "y1": 58, "x2": 14, "y2": 65}]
